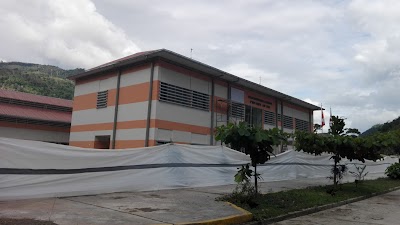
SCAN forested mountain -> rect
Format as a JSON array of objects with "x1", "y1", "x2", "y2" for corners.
[
  {"x1": 361, "y1": 116, "x2": 400, "y2": 136},
  {"x1": 0, "y1": 62, "x2": 84, "y2": 100}
]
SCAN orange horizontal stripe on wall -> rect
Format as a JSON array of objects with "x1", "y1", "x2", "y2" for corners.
[
  {"x1": 69, "y1": 141, "x2": 95, "y2": 148},
  {"x1": 70, "y1": 119, "x2": 210, "y2": 135},
  {"x1": 70, "y1": 122, "x2": 114, "y2": 132},
  {"x1": 153, "y1": 120, "x2": 210, "y2": 135},
  {"x1": 72, "y1": 92, "x2": 97, "y2": 111},
  {"x1": 69, "y1": 140, "x2": 157, "y2": 149},
  {"x1": 73, "y1": 81, "x2": 160, "y2": 111},
  {"x1": 0, "y1": 121, "x2": 70, "y2": 133},
  {"x1": 70, "y1": 120, "x2": 147, "y2": 132}
]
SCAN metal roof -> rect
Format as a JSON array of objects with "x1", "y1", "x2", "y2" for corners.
[
  {"x1": 69, "y1": 49, "x2": 320, "y2": 110},
  {"x1": 0, "y1": 103, "x2": 71, "y2": 123},
  {"x1": 0, "y1": 89, "x2": 73, "y2": 108}
]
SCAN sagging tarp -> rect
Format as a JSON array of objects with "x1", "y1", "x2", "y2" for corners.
[{"x1": 0, "y1": 137, "x2": 397, "y2": 200}]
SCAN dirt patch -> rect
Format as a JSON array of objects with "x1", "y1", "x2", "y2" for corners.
[
  {"x1": 111, "y1": 196, "x2": 125, "y2": 200},
  {"x1": 0, "y1": 218, "x2": 58, "y2": 225},
  {"x1": 146, "y1": 194, "x2": 167, "y2": 199}
]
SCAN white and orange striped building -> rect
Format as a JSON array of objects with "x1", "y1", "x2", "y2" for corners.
[
  {"x1": 68, "y1": 49, "x2": 319, "y2": 149},
  {"x1": 0, "y1": 89, "x2": 72, "y2": 144}
]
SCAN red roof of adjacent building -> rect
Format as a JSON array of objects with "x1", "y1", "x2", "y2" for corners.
[
  {"x1": 0, "y1": 89, "x2": 72, "y2": 123},
  {"x1": 0, "y1": 89, "x2": 73, "y2": 108},
  {"x1": 0, "y1": 103, "x2": 71, "y2": 123}
]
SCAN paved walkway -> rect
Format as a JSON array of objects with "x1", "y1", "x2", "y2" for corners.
[{"x1": 0, "y1": 175, "x2": 396, "y2": 225}]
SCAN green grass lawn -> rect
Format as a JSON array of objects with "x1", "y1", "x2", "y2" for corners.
[{"x1": 222, "y1": 178, "x2": 400, "y2": 221}]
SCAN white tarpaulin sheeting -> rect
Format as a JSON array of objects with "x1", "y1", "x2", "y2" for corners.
[{"x1": 0, "y1": 137, "x2": 397, "y2": 200}]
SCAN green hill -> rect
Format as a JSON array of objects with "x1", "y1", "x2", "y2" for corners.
[
  {"x1": 0, "y1": 62, "x2": 84, "y2": 100},
  {"x1": 361, "y1": 116, "x2": 400, "y2": 136}
]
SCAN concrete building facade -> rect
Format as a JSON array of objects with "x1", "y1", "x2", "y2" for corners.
[
  {"x1": 0, "y1": 89, "x2": 72, "y2": 144},
  {"x1": 69, "y1": 49, "x2": 319, "y2": 149}
]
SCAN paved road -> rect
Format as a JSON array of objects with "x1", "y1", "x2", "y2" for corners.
[
  {"x1": 270, "y1": 189, "x2": 400, "y2": 225},
  {"x1": 0, "y1": 175, "x2": 396, "y2": 225}
]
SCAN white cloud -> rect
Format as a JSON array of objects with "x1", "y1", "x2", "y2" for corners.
[
  {"x1": 0, "y1": 0, "x2": 140, "y2": 68},
  {"x1": 1, "y1": 0, "x2": 399, "y2": 132}
]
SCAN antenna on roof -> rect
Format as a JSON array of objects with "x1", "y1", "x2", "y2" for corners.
[{"x1": 190, "y1": 48, "x2": 193, "y2": 59}]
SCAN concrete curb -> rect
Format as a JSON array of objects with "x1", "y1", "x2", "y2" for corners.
[
  {"x1": 176, "y1": 202, "x2": 253, "y2": 225},
  {"x1": 243, "y1": 186, "x2": 400, "y2": 225}
]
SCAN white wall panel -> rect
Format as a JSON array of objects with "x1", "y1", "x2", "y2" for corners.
[
  {"x1": 74, "y1": 67, "x2": 156, "y2": 97},
  {"x1": 156, "y1": 101, "x2": 210, "y2": 127},
  {"x1": 283, "y1": 106, "x2": 309, "y2": 121},
  {"x1": 120, "y1": 68, "x2": 152, "y2": 88},
  {"x1": 157, "y1": 129, "x2": 172, "y2": 142},
  {"x1": 172, "y1": 130, "x2": 191, "y2": 143},
  {"x1": 191, "y1": 133, "x2": 208, "y2": 145},
  {"x1": 0, "y1": 127, "x2": 69, "y2": 143},
  {"x1": 214, "y1": 84, "x2": 227, "y2": 99},
  {"x1": 159, "y1": 67, "x2": 190, "y2": 89},
  {"x1": 74, "y1": 76, "x2": 118, "y2": 97},
  {"x1": 71, "y1": 101, "x2": 157, "y2": 126},
  {"x1": 71, "y1": 107, "x2": 115, "y2": 126},
  {"x1": 117, "y1": 101, "x2": 157, "y2": 122},
  {"x1": 190, "y1": 77, "x2": 210, "y2": 94}
]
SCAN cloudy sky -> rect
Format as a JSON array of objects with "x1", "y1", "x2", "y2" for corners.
[{"x1": 1, "y1": 0, "x2": 399, "y2": 132}]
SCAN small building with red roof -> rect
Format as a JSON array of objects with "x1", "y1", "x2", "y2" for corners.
[{"x1": 0, "y1": 89, "x2": 72, "y2": 144}]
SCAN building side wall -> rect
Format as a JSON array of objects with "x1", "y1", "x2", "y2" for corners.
[
  {"x1": 70, "y1": 59, "x2": 315, "y2": 149},
  {"x1": 0, "y1": 125, "x2": 69, "y2": 143},
  {"x1": 69, "y1": 64, "x2": 159, "y2": 149}
]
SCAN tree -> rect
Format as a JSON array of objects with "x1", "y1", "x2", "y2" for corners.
[
  {"x1": 215, "y1": 122, "x2": 287, "y2": 194},
  {"x1": 313, "y1": 124, "x2": 322, "y2": 133},
  {"x1": 295, "y1": 116, "x2": 383, "y2": 188}
]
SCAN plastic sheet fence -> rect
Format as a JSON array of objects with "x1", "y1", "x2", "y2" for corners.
[{"x1": 0, "y1": 137, "x2": 397, "y2": 200}]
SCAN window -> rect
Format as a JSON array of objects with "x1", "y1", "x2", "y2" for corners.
[
  {"x1": 245, "y1": 106, "x2": 262, "y2": 127},
  {"x1": 159, "y1": 82, "x2": 210, "y2": 111},
  {"x1": 264, "y1": 111, "x2": 275, "y2": 125},
  {"x1": 230, "y1": 101, "x2": 245, "y2": 119},
  {"x1": 283, "y1": 115, "x2": 293, "y2": 129},
  {"x1": 96, "y1": 91, "x2": 108, "y2": 109},
  {"x1": 295, "y1": 118, "x2": 309, "y2": 131}
]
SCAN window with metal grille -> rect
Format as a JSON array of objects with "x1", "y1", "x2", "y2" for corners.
[
  {"x1": 230, "y1": 101, "x2": 245, "y2": 119},
  {"x1": 295, "y1": 118, "x2": 309, "y2": 131},
  {"x1": 96, "y1": 91, "x2": 108, "y2": 109},
  {"x1": 283, "y1": 115, "x2": 293, "y2": 129},
  {"x1": 264, "y1": 111, "x2": 275, "y2": 125},
  {"x1": 159, "y1": 82, "x2": 210, "y2": 111},
  {"x1": 277, "y1": 114, "x2": 282, "y2": 121}
]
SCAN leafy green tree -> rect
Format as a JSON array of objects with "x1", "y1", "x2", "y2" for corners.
[
  {"x1": 313, "y1": 124, "x2": 322, "y2": 133},
  {"x1": 295, "y1": 116, "x2": 383, "y2": 188},
  {"x1": 215, "y1": 122, "x2": 287, "y2": 193}
]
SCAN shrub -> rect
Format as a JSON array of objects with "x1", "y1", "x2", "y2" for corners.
[
  {"x1": 385, "y1": 163, "x2": 400, "y2": 179},
  {"x1": 216, "y1": 181, "x2": 259, "y2": 208}
]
